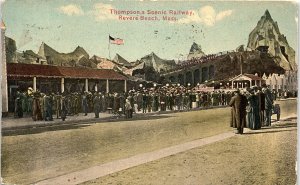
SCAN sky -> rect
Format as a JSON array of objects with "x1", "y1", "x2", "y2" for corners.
[{"x1": 1, "y1": 0, "x2": 298, "y2": 62}]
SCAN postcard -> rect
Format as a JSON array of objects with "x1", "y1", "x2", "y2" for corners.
[{"x1": 0, "y1": 1, "x2": 298, "y2": 185}]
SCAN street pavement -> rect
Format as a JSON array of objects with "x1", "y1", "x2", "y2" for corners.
[
  {"x1": 1, "y1": 98, "x2": 295, "y2": 131},
  {"x1": 1, "y1": 98, "x2": 296, "y2": 185},
  {"x1": 1, "y1": 105, "x2": 227, "y2": 131},
  {"x1": 35, "y1": 114, "x2": 296, "y2": 185},
  {"x1": 35, "y1": 132, "x2": 236, "y2": 185}
]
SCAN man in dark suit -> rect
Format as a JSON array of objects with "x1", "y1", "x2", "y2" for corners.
[
  {"x1": 229, "y1": 90, "x2": 248, "y2": 134},
  {"x1": 263, "y1": 87, "x2": 274, "y2": 126}
]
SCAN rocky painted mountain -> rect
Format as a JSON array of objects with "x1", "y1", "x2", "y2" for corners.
[
  {"x1": 130, "y1": 52, "x2": 176, "y2": 81},
  {"x1": 37, "y1": 42, "x2": 96, "y2": 68},
  {"x1": 138, "y1": 52, "x2": 176, "y2": 73},
  {"x1": 113, "y1": 54, "x2": 131, "y2": 67},
  {"x1": 187, "y1": 42, "x2": 206, "y2": 60},
  {"x1": 92, "y1": 55, "x2": 124, "y2": 71},
  {"x1": 212, "y1": 51, "x2": 285, "y2": 81},
  {"x1": 247, "y1": 10, "x2": 296, "y2": 71}
]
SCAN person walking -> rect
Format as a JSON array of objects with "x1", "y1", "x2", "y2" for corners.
[
  {"x1": 61, "y1": 93, "x2": 67, "y2": 121},
  {"x1": 258, "y1": 89, "x2": 265, "y2": 126},
  {"x1": 142, "y1": 92, "x2": 148, "y2": 113},
  {"x1": 273, "y1": 103, "x2": 281, "y2": 122},
  {"x1": 125, "y1": 98, "x2": 133, "y2": 118},
  {"x1": 32, "y1": 91, "x2": 43, "y2": 121},
  {"x1": 82, "y1": 92, "x2": 89, "y2": 116},
  {"x1": 55, "y1": 93, "x2": 62, "y2": 119},
  {"x1": 137, "y1": 91, "x2": 143, "y2": 112},
  {"x1": 14, "y1": 91, "x2": 23, "y2": 118},
  {"x1": 44, "y1": 93, "x2": 53, "y2": 121},
  {"x1": 93, "y1": 93, "x2": 101, "y2": 118},
  {"x1": 246, "y1": 88, "x2": 261, "y2": 130},
  {"x1": 27, "y1": 93, "x2": 33, "y2": 116},
  {"x1": 119, "y1": 92, "x2": 125, "y2": 115},
  {"x1": 263, "y1": 87, "x2": 274, "y2": 126}
]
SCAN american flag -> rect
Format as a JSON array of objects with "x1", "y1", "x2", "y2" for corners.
[{"x1": 109, "y1": 35, "x2": 124, "y2": 45}]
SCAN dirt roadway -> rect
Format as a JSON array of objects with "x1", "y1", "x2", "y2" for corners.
[
  {"x1": 1, "y1": 99, "x2": 297, "y2": 185},
  {"x1": 2, "y1": 108, "x2": 233, "y2": 184},
  {"x1": 82, "y1": 120, "x2": 297, "y2": 185}
]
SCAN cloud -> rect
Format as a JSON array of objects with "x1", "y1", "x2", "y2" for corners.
[
  {"x1": 89, "y1": 3, "x2": 118, "y2": 21},
  {"x1": 216, "y1": 10, "x2": 233, "y2": 21},
  {"x1": 58, "y1": 4, "x2": 84, "y2": 16},
  {"x1": 177, "y1": 6, "x2": 233, "y2": 26}
]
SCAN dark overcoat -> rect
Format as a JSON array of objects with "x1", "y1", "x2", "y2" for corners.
[{"x1": 229, "y1": 94, "x2": 247, "y2": 128}]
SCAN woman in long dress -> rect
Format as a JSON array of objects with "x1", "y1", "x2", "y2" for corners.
[{"x1": 246, "y1": 90, "x2": 261, "y2": 130}]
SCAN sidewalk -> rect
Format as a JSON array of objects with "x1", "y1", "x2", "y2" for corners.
[{"x1": 1, "y1": 105, "x2": 228, "y2": 131}]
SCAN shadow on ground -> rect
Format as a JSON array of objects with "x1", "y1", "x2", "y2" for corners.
[
  {"x1": 2, "y1": 124, "x2": 91, "y2": 136},
  {"x1": 244, "y1": 122, "x2": 297, "y2": 135},
  {"x1": 2, "y1": 115, "x2": 173, "y2": 136},
  {"x1": 107, "y1": 114, "x2": 172, "y2": 123}
]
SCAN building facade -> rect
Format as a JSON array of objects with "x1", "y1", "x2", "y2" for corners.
[
  {"x1": 6, "y1": 63, "x2": 129, "y2": 112},
  {"x1": 262, "y1": 71, "x2": 297, "y2": 92}
]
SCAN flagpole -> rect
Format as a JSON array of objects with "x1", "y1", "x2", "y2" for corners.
[
  {"x1": 240, "y1": 54, "x2": 243, "y2": 74},
  {"x1": 108, "y1": 35, "x2": 111, "y2": 60}
]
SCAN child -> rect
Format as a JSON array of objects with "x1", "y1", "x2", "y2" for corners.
[
  {"x1": 273, "y1": 104, "x2": 281, "y2": 122},
  {"x1": 125, "y1": 99, "x2": 133, "y2": 118}
]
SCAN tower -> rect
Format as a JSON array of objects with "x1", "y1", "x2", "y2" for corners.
[{"x1": 1, "y1": 20, "x2": 8, "y2": 116}]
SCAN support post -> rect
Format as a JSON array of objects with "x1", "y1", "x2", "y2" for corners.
[
  {"x1": 231, "y1": 81, "x2": 234, "y2": 89},
  {"x1": 85, "y1": 78, "x2": 88, "y2": 92},
  {"x1": 61, "y1": 78, "x2": 64, "y2": 93},
  {"x1": 33, "y1": 77, "x2": 37, "y2": 92},
  {"x1": 259, "y1": 80, "x2": 261, "y2": 87},
  {"x1": 250, "y1": 80, "x2": 252, "y2": 87},
  {"x1": 124, "y1": 80, "x2": 127, "y2": 92},
  {"x1": 95, "y1": 83, "x2": 98, "y2": 92},
  {"x1": 106, "y1": 79, "x2": 109, "y2": 93}
]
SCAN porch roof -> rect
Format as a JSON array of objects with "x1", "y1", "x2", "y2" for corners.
[
  {"x1": 7, "y1": 63, "x2": 127, "y2": 80},
  {"x1": 229, "y1": 74, "x2": 264, "y2": 81}
]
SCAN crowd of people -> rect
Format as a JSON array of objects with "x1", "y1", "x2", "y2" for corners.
[
  {"x1": 229, "y1": 86, "x2": 280, "y2": 134},
  {"x1": 14, "y1": 85, "x2": 236, "y2": 121},
  {"x1": 13, "y1": 84, "x2": 286, "y2": 127}
]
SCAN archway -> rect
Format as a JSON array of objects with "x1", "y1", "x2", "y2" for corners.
[
  {"x1": 169, "y1": 76, "x2": 176, "y2": 83},
  {"x1": 194, "y1": 69, "x2": 200, "y2": 85},
  {"x1": 178, "y1": 74, "x2": 184, "y2": 86},
  {"x1": 209, "y1": 65, "x2": 215, "y2": 80},
  {"x1": 186, "y1": 71, "x2": 192, "y2": 86},
  {"x1": 202, "y1": 67, "x2": 208, "y2": 82}
]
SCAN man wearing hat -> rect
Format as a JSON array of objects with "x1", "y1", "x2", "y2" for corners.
[
  {"x1": 229, "y1": 89, "x2": 248, "y2": 134},
  {"x1": 262, "y1": 87, "x2": 273, "y2": 126},
  {"x1": 93, "y1": 92, "x2": 101, "y2": 118},
  {"x1": 82, "y1": 92, "x2": 89, "y2": 116}
]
